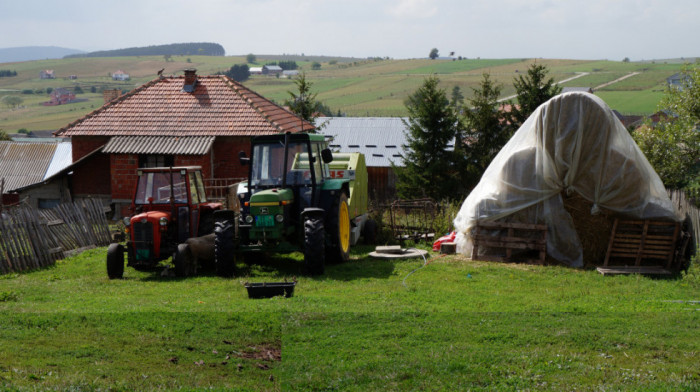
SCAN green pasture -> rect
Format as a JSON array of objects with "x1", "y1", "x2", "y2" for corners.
[
  {"x1": 1, "y1": 246, "x2": 699, "y2": 391},
  {"x1": 0, "y1": 56, "x2": 693, "y2": 131}
]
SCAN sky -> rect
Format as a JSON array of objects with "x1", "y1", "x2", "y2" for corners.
[{"x1": 1, "y1": 0, "x2": 698, "y2": 61}]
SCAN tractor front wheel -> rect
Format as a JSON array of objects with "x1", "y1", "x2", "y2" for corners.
[
  {"x1": 107, "y1": 243, "x2": 124, "y2": 279},
  {"x1": 326, "y1": 192, "x2": 351, "y2": 264},
  {"x1": 214, "y1": 220, "x2": 236, "y2": 277},
  {"x1": 304, "y1": 216, "x2": 325, "y2": 275}
]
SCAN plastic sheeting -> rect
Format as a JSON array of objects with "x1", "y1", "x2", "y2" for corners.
[{"x1": 453, "y1": 92, "x2": 679, "y2": 267}]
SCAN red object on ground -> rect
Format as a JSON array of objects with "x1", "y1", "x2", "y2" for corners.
[{"x1": 432, "y1": 231, "x2": 456, "y2": 251}]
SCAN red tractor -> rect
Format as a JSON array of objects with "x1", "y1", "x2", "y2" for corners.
[{"x1": 107, "y1": 166, "x2": 222, "y2": 278}]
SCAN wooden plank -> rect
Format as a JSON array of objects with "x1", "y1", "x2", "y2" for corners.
[
  {"x1": 472, "y1": 234, "x2": 546, "y2": 245},
  {"x1": 604, "y1": 218, "x2": 619, "y2": 267},
  {"x1": 476, "y1": 221, "x2": 547, "y2": 231},
  {"x1": 597, "y1": 266, "x2": 672, "y2": 276}
]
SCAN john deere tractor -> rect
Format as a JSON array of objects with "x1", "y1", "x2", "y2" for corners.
[{"x1": 214, "y1": 132, "x2": 374, "y2": 276}]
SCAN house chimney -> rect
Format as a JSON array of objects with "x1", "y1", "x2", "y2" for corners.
[
  {"x1": 103, "y1": 89, "x2": 120, "y2": 104},
  {"x1": 183, "y1": 69, "x2": 197, "y2": 93}
]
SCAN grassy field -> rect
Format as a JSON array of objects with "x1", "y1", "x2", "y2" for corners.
[
  {"x1": 1, "y1": 246, "x2": 699, "y2": 391},
  {"x1": 1, "y1": 55, "x2": 694, "y2": 132}
]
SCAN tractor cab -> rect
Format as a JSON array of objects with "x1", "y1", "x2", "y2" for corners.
[
  {"x1": 239, "y1": 133, "x2": 332, "y2": 243},
  {"x1": 107, "y1": 166, "x2": 222, "y2": 278}
]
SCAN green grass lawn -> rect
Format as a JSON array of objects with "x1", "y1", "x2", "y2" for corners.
[{"x1": 1, "y1": 246, "x2": 699, "y2": 391}]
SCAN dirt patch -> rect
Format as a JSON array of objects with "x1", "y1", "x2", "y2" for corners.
[{"x1": 234, "y1": 344, "x2": 281, "y2": 362}]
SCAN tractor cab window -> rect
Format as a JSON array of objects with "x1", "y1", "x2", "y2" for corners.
[
  {"x1": 134, "y1": 171, "x2": 188, "y2": 204},
  {"x1": 251, "y1": 142, "x2": 309, "y2": 187},
  {"x1": 193, "y1": 171, "x2": 208, "y2": 203},
  {"x1": 188, "y1": 172, "x2": 200, "y2": 204}
]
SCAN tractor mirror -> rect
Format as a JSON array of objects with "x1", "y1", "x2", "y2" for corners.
[
  {"x1": 238, "y1": 151, "x2": 249, "y2": 165},
  {"x1": 321, "y1": 148, "x2": 333, "y2": 164}
]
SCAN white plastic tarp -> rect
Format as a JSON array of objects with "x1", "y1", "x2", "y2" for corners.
[{"x1": 454, "y1": 92, "x2": 679, "y2": 267}]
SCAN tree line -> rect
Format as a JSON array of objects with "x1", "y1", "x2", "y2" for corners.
[
  {"x1": 0, "y1": 70, "x2": 17, "y2": 78},
  {"x1": 395, "y1": 64, "x2": 562, "y2": 201},
  {"x1": 64, "y1": 43, "x2": 225, "y2": 58}
]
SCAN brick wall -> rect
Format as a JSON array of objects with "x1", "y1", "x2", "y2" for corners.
[
  {"x1": 70, "y1": 137, "x2": 111, "y2": 197},
  {"x1": 175, "y1": 154, "x2": 211, "y2": 179},
  {"x1": 212, "y1": 136, "x2": 251, "y2": 179},
  {"x1": 72, "y1": 136, "x2": 109, "y2": 161},
  {"x1": 110, "y1": 154, "x2": 139, "y2": 201}
]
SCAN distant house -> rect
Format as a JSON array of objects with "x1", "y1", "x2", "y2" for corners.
[
  {"x1": 54, "y1": 69, "x2": 313, "y2": 216},
  {"x1": 0, "y1": 141, "x2": 73, "y2": 208},
  {"x1": 262, "y1": 65, "x2": 283, "y2": 75},
  {"x1": 282, "y1": 70, "x2": 300, "y2": 78},
  {"x1": 43, "y1": 88, "x2": 76, "y2": 106},
  {"x1": 39, "y1": 70, "x2": 55, "y2": 79},
  {"x1": 249, "y1": 67, "x2": 263, "y2": 75},
  {"x1": 112, "y1": 70, "x2": 130, "y2": 81},
  {"x1": 667, "y1": 73, "x2": 691, "y2": 90},
  {"x1": 317, "y1": 117, "x2": 412, "y2": 201},
  {"x1": 561, "y1": 87, "x2": 594, "y2": 94}
]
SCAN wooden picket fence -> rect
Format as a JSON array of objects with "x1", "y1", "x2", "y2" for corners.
[{"x1": 0, "y1": 199, "x2": 111, "y2": 274}]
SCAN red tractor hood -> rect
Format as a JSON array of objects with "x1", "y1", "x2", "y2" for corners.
[{"x1": 130, "y1": 210, "x2": 171, "y2": 225}]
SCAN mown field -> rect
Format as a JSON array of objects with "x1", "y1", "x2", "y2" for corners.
[
  {"x1": 0, "y1": 55, "x2": 695, "y2": 132},
  {"x1": 1, "y1": 246, "x2": 699, "y2": 391}
]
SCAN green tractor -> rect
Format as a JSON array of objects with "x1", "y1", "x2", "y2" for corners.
[{"x1": 214, "y1": 132, "x2": 374, "y2": 276}]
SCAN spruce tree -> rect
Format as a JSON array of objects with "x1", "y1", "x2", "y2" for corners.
[
  {"x1": 285, "y1": 72, "x2": 320, "y2": 127},
  {"x1": 395, "y1": 75, "x2": 464, "y2": 200},
  {"x1": 461, "y1": 73, "x2": 514, "y2": 188},
  {"x1": 510, "y1": 63, "x2": 562, "y2": 128}
]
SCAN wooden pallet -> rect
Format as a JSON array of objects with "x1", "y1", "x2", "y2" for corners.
[
  {"x1": 471, "y1": 221, "x2": 547, "y2": 264},
  {"x1": 602, "y1": 219, "x2": 680, "y2": 273}
]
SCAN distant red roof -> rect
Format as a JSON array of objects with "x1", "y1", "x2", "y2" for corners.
[{"x1": 55, "y1": 74, "x2": 314, "y2": 137}]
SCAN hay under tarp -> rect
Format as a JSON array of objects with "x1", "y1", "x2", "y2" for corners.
[{"x1": 454, "y1": 92, "x2": 680, "y2": 267}]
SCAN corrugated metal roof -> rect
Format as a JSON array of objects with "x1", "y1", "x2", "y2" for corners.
[
  {"x1": 102, "y1": 136, "x2": 215, "y2": 155},
  {"x1": 44, "y1": 142, "x2": 73, "y2": 180},
  {"x1": 0, "y1": 142, "x2": 57, "y2": 191},
  {"x1": 317, "y1": 117, "x2": 409, "y2": 167}
]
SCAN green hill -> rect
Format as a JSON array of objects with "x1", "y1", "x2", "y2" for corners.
[{"x1": 0, "y1": 55, "x2": 690, "y2": 132}]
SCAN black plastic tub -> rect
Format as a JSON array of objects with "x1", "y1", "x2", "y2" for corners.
[{"x1": 244, "y1": 282, "x2": 296, "y2": 299}]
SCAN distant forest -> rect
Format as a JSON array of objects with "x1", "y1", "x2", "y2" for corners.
[{"x1": 64, "y1": 43, "x2": 225, "y2": 58}]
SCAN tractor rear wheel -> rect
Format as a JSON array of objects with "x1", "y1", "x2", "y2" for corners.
[
  {"x1": 326, "y1": 192, "x2": 351, "y2": 264},
  {"x1": 107, "y1": 243, "x2": 124, "y2": 279},
  {"x1": 304, "y1": 216, "x2": 325, "y2": 275},
  {"x1": 174, "y1": 243, "x2": 194, "y2": 277},
  {"x1": 214, "y1": 220, "x2": 236, "y2": 277}
]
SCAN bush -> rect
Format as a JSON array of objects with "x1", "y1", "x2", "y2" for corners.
[
  {"x1": 21, "y1": 89, "x2": 34, "y2": 94},
  {"x1": 682, "y1": 252, "x2": 700, "y2": 287}
]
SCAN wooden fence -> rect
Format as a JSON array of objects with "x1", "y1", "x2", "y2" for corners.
[
  {"x1": 0, "y1": 199, "x2": 111, "y2": 274},
  {"x1": 667, "y1": 189, "x2": 700, "y2": 250}
]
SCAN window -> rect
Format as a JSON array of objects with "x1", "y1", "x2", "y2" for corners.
[{"x1": 138, "y1": 155, "x2": 174, "y2": 168}]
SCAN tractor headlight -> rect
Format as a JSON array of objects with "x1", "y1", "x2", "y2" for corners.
[
  {"x1": 275, "y1": 214, "x2": 284, "y2": 223},
  {"x1": 122, "y1": 217, "x2": 131, "y2": 227},
  {"x1": 159, "y1": 217, "x2": 168, "y2": 227},
  {"x1": 245, "y1": 215, "x2": 254, "y2": 224}
]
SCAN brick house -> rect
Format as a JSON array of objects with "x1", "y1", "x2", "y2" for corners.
[
  {"x1": 44, "y1": 88, "x2": 76, "y2": 106},
  {"x1": 54, "y1": 69, "x2": 314, "y2": 217}
]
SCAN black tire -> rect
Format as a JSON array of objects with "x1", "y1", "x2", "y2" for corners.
[
  {"x1": 214, "y1": 220, "x2": 236, "y2": 277},
  {"x1": 174, "y1": 243, "x2": 193, "y2": 277},
  {"x1": 107, "y1": 243, "x2": 124, "y2": 279},
  {"x1": 363, "y1": 219, "x2": 378, "y2": 245},
  {"x1": 198, "y1": 213, "x2": 215, "y2": 236},
  {"x1": 304, "y1": 216, "x2": 325, "y2": 275},
  {"x1": 326, "y1": 192, "x2": 351, "y2": 264}
]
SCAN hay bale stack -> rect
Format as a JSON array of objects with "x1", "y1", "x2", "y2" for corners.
[{"x1": 562, "y1": 192, "x2": 614, "y2": 267}]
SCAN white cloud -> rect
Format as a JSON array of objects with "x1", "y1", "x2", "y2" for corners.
[{"x1": 386, "y1": 0, "x2": 438, "y2": 19}]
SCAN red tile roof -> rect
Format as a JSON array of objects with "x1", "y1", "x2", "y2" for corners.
[{"x1": 55, "y1": 74, "x2": 314, "y2": 137}]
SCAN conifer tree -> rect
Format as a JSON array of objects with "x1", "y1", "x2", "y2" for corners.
[
  {"x1": 461, "y1": 73, "x2": 514, "y2": 188},
  {"x1": 510, "y1": 63, "x2": 561, "y2": 128},
  {"x1": 395, "y1": 75, "x2": 464, "y2": 200}
]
